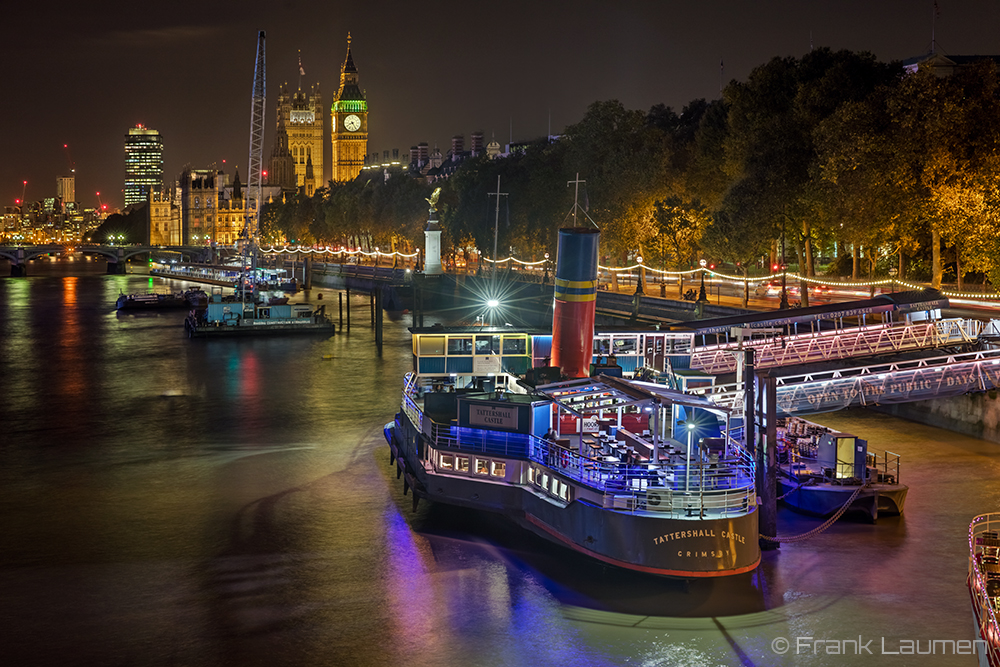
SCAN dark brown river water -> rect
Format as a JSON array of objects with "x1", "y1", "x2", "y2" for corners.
[{"x1": 1, "y1": 258, "x2": 997, "y2": 666}]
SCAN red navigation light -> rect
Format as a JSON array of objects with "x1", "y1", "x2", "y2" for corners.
[
  {"x1": 772, "y1": 264, "x2": 779, "y2": 271},
  {"x1": 709, "y1": 264, "x2": 715, "y2": 269},
  {"x1": 15, "y1": 199, "x2": 21, "y2": 205}
]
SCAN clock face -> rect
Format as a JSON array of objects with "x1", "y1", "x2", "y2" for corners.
[{"x1": 344, "y1": 114, "x2": 361, "y2": 132}]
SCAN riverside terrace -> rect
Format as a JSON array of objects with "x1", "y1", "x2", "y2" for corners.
[{"x1": 401, "y1": 372, "x2": 757, "y2": 518}]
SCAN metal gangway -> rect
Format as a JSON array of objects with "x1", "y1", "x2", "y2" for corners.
[
  {"x1": 689, "y1": 318, "x2": 983, "y2": 375},
  {"x1": 691, "y1": 347, "x2": 1000, "y2": 417}
]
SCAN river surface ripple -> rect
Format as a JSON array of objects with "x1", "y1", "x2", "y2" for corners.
[{"x1": 1, "y1": 260, "x2": 997, "y2": 666}]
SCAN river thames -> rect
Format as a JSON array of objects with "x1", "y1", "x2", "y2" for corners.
[{"x1": 1, "y1": 258, "x2": 997, "y2": 666}]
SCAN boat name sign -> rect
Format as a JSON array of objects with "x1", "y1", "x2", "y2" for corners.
[
  {"x1": 652, "y1": 528, "x2": 747, "y2": 546},
  {"x1": 470, "y1": 406, "x2": 518, "y2": 430}
]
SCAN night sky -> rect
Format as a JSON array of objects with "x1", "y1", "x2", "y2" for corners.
[{"x1": 3, "y1": 0, "x2": 999, "y2": 210}]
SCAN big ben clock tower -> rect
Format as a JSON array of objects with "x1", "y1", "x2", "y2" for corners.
[{"x1": 331, "y1": 33, "x2": 367, "y2": 182}]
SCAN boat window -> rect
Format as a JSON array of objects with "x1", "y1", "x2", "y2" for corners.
[
  {"x1": 447, "y1": 337, "x2": 473, "y2": 355},
  {"x1": 540, "y1": 473, "x2": 550, "y2": 491},
  {"x1": 491, "y1": 461, "x2": 506, "y2": 478},
  {"x1": 502, "y1": 336, "x2": 526, "y2": 355},
  {"x1": 475, "y1": 458, "x2": 489, "y2": 475},
  {"x1": 456, "y1": 457, "x2": 469, "y2": 473},
  {"x1": 439, "y1": 454, "x2": 455, "y2": 470},
  {"x1": 475, "y1": 335, "x2": 499, "y2": 354},
  {"x1": 420, "y1": 335, "x2": 446, "y2": 356},
  {"x1": 528, "y1": 467, "x2": 536, "y2": 484},
  {"x1": 593, "y1": 337, "x2": 611, "y2": 355},
  {"x1": 614, "y1": 337, "x2": 638, "y2": 354}
]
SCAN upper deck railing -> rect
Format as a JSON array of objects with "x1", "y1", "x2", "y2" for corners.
[{"x1": 399, "y1": 376, "x2": 756, "y2": 519}]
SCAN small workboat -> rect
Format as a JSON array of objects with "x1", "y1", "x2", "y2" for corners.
[{"x1": 775, "y1": 416, "x2": 907, "y2": 522}]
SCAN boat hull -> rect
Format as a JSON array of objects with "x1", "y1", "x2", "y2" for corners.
[
  {"x1": 387, "y1": 418, "x2": 760, "y2": 578},
  {"x1": 184, "y1": 317, "x2": 335, "y2": 338},
  {"x1": 777, "y1": 476, "x2": 907, "y2": 522},
  {"x1": 117, "y1": 295, "x2": 189, "y2": 310}
]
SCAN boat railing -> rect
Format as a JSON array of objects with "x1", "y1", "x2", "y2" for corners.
[
  {"x1": 401, "y1": 373, "x2": 422, "y2": 432},
  {"x1": 397, "y1": 384, "x2": 757, "y2": 518},
  {"x1": 969, "y1": 513, "x2": 1000, "y2": 662},
  {"x1": 778, "y1": 446, "x2": 902, "y2": 485},
  {"x1": 868, "y1": 448, "x2": 901, "y2": 485},
  {"x1": 432, "y1": 422, "x2": 533, "y2": 458}
]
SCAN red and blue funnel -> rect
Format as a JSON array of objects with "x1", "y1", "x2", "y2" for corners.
[{"x1": 551, "y1": 228, "x2": 600, "y2": 379}]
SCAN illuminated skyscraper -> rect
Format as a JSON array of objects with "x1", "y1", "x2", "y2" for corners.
[
  {"x1": 56, "y1": 176, "x2": 75, "y2": 204},
  {"x1": 124, "y1": 125, "x2": 164, "y2": 206}
]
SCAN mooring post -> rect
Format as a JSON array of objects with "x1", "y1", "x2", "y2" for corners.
[
  {"x1": 346, "y1": 287, "x2": 351, "y2": 330},
  {"x1": 339, "y1": 292, "x2": 344, "y2": 330},
  {"x1": 370, "y1": 290, "x2": 375, "y2": 327},
  {"x1": 375, "y1": 288, "x2": 383, "y2": 356},
  {"x1": 759, "y1": 371, "x2": 779, "y2": 550}
]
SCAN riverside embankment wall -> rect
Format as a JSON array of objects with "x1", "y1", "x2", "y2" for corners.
[{"x1": 873, "y1": 391, "x2": 1000, "y2": 444}]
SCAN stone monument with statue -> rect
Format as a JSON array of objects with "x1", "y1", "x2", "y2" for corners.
[{"x1": 423, "y1": 187, "x2": 443, "y2": 275}]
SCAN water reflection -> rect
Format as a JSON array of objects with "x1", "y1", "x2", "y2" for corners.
[{"x1": 2, "y1": 262, "x2": 999, "y2": 667}]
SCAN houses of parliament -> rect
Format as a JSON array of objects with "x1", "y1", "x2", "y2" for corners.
[{"x1": 268, "y1": 34, "x2": 368, "y2": 195}]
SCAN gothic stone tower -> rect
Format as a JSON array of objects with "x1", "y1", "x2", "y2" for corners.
[
  {"x1": 331, "y1": 33, "x2": 367, "y2": 182},
  {"x1": 274, "y1": 70, "x2": 324, "y2": 195}
]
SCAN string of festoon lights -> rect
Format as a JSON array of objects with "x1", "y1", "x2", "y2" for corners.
[
  {"x1": 482, "y1": 254, "x2": 1000, "y2": 302},
  {"x1": 259, "y1": 245, "x2": 420, "y2": 259},
  {"x1": 483, "y1": 256, "x2": 548, "y2": 266}
]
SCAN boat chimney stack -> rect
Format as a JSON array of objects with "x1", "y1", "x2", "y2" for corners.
[{"x1": 551, "y1": 227, "x2": 600, "y2": 379}]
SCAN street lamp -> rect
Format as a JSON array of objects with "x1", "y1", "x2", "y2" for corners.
[
  {"x1": 779, "y1": 220, "x2": 789, "y2": 309},
  {"x1": 698, "y1": 259, "x2": 708, "y2": 302},
  {"x1": 543, "y1": 252, "x2": 550, "y2": 283},
  {"x1": 635, "y1": 255, "x2": 645, "y2": 295}
]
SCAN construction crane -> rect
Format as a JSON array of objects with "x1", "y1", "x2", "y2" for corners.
[{"x1": 240, "y1": 30, "x2": 266, "y2": 304}]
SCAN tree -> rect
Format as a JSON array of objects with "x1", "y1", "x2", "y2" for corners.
[
  {"x1": 701, "y1": 179, "x2": 779, "y2": 306},
  {"x1": 563, "y1": 100, "x2": 674, "y2": 259}
]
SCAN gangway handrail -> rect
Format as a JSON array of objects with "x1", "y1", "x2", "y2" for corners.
[
  {"x1": 693, "y1": 347, "x2": 1000, "y2": 416},
  {"x1": 690, "y1": 318, "x2": 982, "y2": 374}
]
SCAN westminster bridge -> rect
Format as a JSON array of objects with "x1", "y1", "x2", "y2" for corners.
[{"x1": 0, "y1": 243, "x2": 221, "y2": 276}]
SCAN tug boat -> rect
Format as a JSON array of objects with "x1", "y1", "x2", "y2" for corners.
[
  {"x1": 969, "y1": 513, "x2": 1000, "y2": 666},
  {"x1": 384, "y1": 228, "x2": 760, "y2": 577},
  {"x1": 775, "y1": 416, "x2": 907, "y2": 522}
]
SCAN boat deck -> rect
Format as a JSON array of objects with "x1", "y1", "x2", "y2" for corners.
[{"x1": 403, "y1": 389, "x2": 757, "y2": 520}]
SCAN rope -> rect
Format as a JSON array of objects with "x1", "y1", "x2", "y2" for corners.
[
  {"x1": 776, "y1": 479, "x2": 811, "y2": 501},
  {"x1": 760, "y1": 483, "x2": 867, "y2": 543}
]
